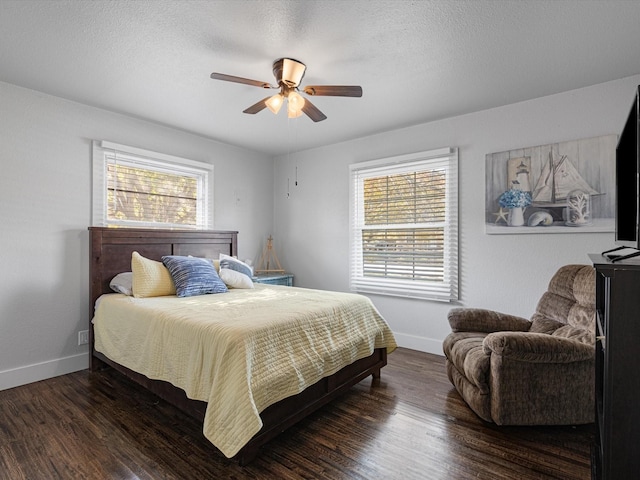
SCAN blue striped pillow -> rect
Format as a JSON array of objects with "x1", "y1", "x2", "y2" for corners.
[
  {"x1": 161, "y1": 256, "x2": 228, "y2": 298},
  {"x1": 219, "y1": 253, "x2": 253, "y2": 277}
]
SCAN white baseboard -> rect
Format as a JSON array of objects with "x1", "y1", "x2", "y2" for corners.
[
  {"x1": 393, "y1": 332, "x2": 444, "y2": 356},
  {"x1": 0, "y1": 353, "x2": 89, "y2": 391}
]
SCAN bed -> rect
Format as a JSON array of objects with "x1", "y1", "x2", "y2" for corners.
[{"x1": 88, "y1": 227, "x2": 396, "y2": 464}]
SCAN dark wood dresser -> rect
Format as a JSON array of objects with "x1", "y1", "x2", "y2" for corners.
[{"x1": 590, "y1": 254, "x2": 640, "y2": 479}]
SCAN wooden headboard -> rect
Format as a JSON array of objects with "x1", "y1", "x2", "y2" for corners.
[{"x1": 88, "y1": 227, "x2": 238, "y2": 365}]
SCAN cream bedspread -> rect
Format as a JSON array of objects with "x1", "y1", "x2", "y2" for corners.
[{"x1": 93, "y1": 284, "x2": 397, "y2": 458}]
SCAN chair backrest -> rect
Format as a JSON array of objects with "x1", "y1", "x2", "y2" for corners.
[{"x1": 530, "y1": 264, "x2": 596, "y2": 344}]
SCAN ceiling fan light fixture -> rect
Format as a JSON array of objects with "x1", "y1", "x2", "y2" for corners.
[
  {"x1": 287, "y1": 91, "x2": 305, "y2": 113},
  {"x1": 265, "y1": 93, "x2": 284, "y2": 114},
  {"x1": 287, "y1": 106, "x2": 303, "y2": 119},
  {"x1": 287, "y1": 91, "x2": 305, "y2": 118},
  {"x1": 281, "y1": 58, "x2": 306, "y2": 87}
]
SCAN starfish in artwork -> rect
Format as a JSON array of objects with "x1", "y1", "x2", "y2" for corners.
[{"x1": 493, "y1": 207, "x2": 509, "y2": 224}]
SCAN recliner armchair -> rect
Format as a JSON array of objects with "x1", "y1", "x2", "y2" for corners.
[{"x1": 443, "y1": 264, "x2": 595, "y2": 425}]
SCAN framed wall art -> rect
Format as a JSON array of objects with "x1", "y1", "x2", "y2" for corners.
[{"x1": 485, "y1": 134, "x2": 616, "y2": 234}]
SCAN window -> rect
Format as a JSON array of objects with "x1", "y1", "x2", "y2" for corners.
[
  {"x1": 349, "y1": 148, "x2": 458, "y2": 301},
  {"x1": 92, "y1": 141, "x2": 213, "y2": 229}
]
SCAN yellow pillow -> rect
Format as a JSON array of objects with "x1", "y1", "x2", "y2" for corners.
[{"x1": 131, "y1": 251, "x2": 176, "y2": 298}]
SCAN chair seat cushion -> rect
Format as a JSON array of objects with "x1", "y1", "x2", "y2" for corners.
[
  {"x1": 530, "y1": 314, "x2": 595, "y2": 345},
  {"x1": 529, "y1": 316, "x2": 564, "y2": 334},
  {"x1": 552, "y1": 324, "x2": 594, "y2": 344},
  {"x1": 443, "y1": 332, "x2": 491, "y2": 394}
]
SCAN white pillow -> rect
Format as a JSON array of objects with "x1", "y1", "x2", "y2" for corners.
[
  {"x1": 219, "y1": 268, "x2": 254, "y2": 289},
  {"x1": 109, "y1": 272, "x2": 133, "y2": 296}
]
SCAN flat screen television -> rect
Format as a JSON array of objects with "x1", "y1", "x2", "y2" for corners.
[{"x1": 606, "y1": 86, "x2": 640, "y2": 262}]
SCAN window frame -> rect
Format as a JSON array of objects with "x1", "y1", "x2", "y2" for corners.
[
  {"x1": 349, "y1": 148, "x2": 458, "y2": 302},
  {"x1": 92, "y1": 141, "x2": 213, "y2": 229}
]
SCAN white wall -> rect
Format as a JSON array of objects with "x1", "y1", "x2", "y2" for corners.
[
  {"x1": 0, "y1": 81, "x2": 274, "y2": 390},
  {"x1": 273, "y1": 75, "x2": 640, "y2": 355}
]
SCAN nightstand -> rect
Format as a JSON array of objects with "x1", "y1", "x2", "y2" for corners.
[{"x1": 252, "y1": 273, "x2": 294, "y2": 286}]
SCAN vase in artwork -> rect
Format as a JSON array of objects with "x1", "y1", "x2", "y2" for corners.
[
  {"x1": 498, "y1": 188, "x2": 532, "y2": 227},
  {"x1": 508, "y1": 207, "x2": 525, "y2": 226}
]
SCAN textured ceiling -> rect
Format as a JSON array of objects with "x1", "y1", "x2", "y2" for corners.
[{"x1": 2, "y1": 0, "x2": 640, "y2": 156}]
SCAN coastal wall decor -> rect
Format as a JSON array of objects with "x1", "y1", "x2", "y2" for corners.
[{"x1": 485, "y1": 134, "x2": 616, "y2": 234}]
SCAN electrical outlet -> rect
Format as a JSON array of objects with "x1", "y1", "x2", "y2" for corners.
[{"x1": 78, "y1": 330, "x2": 89, "y2": 345}]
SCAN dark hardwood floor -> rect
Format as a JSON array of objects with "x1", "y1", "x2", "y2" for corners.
[{"x1": 0, "y1": 348, "x2": 592, "y2": 479}]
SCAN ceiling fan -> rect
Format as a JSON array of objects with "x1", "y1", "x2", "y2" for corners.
[{"x1": 210, "y1": 58, "x2": 362, "y2": 122}]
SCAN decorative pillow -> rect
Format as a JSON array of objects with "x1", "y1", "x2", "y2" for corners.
[
  {"x1": 109, "y1": 272, "x2": 133, "y2": 296},
  {"x1": 219, "y1": 268, "x2": 254, "y2": 289},
  {"x1": 186, "y1": 255, "x2": 220, "y2": 272},
  {"x1": 162, "y1": 255, "x2": 228, "y2": 298},
  {"x1": 131, "y1": 252, "x2": 176, "y2": 298},
  {"x1": 219, "y1": 253, "x2": 253, "y2": 278}
]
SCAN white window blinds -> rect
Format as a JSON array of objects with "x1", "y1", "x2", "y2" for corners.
[
  {"x1": 92, "y1": 141, "x2": 213, "y2": 229},
  {"x1": 349, "y1": 148, "x2": 458, "y2": 301}
]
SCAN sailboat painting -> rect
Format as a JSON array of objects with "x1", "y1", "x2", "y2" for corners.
[{"x1": 485, "y1": 134, "x2": 616, "y2": 234}]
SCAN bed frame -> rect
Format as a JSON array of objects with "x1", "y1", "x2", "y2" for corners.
[{"x1": 88, "y1": 227, "x2": 388, "y2": 464}]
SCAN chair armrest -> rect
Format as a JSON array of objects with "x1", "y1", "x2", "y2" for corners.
[
  {"x1": 447, "y1": 308, "x2": 531, "y2": 333},
  {"x1": 483, "y1": 331, "x2": 594, "y2": 363}
]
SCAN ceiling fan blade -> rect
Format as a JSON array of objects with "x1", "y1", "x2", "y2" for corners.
[
  {"x1": 303, "y1": 85, "x2": 363, "y2": 97},
  {"x1": 301, "y1": 98, "x2": 327, "y2": 122},
  {"x1": 210, "y1": 72, "x2": 273, "y2": 89},
  {"x1": 243, "y1": 97, "x2": 271, "y2": 115}
]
